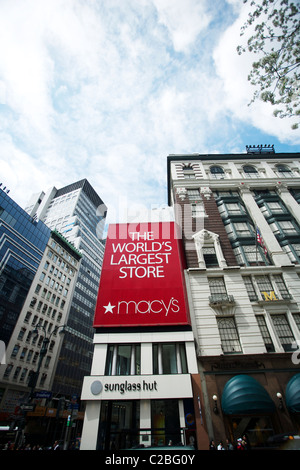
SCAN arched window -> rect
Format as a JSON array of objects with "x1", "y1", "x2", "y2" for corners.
[
  {"x1": 210, "y1": 166, "x2": 225, "y2": 179},
  {"x1": 243, "y1": 165, "x2": 259, "y2": 178},
  {"x1": 275, "y1": 164, "x2": 293, "y2": 177}
]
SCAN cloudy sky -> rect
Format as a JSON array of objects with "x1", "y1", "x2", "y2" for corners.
[{"x1": 0, "y1": 0, "x2": 299, "y2": 225}]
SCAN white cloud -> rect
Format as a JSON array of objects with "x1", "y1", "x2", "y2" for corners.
[
  {"x1": 213, "y1": 2, "x2": 300, "y2": 144},
  {"x1": 0, "y1": 0, "x2": 298, "y2": 223},
  {"x1": 153, "y1": 0, "x2": 211, "y2": 52}
]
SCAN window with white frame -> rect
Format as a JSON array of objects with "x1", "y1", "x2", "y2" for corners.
[
  {"x1": 275, "y1": 164, "x2": 294, "y2": 177},
  {"x1": 273, "y1": 274, "x2": 291, "y2": 299},
  {"x1": 243, "y1": 276, "x2": 258, "y2": 301},
  {"x1": 216, "y1": 317, "x2": 242, "y2": 354},
  {"x1": 105, "y1": 344, "x2": 141, "y2": 376},
  {"x1": 187, "y1": 189, "x2": 201, "y2": 201},
  {"x1": 153, "y1": 343, "x2": 187, "y2": 374},
  {"x1": 208, "y1": 277, "x2": 230, "y2": 302},
  {"x1": 270, "y1": 220, "x2": 298, "y2": 236},
  {"x1": 256, "y1": 316, "x2": 275, "y2": 352},
  {"x1": 233, "y1": 245, "x2": 265, "y2": 266},
  {"x1": 203, "y1": 247, "x2": 219, "y2": 267},
  {"x1": 282, "y1": 243, "x2": 300, "y2": 264},
  {"x1": 256, "y1": 275, "x2": 275, "y2": 300},
  {"x1": 183, "y1": 165, "x2": 195, "y2": 179},
  {"x1": 210, "y1": 165, "x2": 225, "y2": 179},
  {"x1": 271, "y1": 314, "x2": 295, "y2": 351},
  {"x1": 243, "y1": 165, "x2": 259, "y2": 178},
  {"x1": 226, "y1": 222, "x2": 253, "y2": 239},
  {"x1": 191, "y1": 203, "x2": 205, "y2": 218}
]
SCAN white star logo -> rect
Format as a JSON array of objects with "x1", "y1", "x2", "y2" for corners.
[{"x1": 103, "y1": 302, "x2": 115, "y2": 314}]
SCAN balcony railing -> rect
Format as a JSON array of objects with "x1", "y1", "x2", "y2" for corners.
[{"x1": 209, "y1": 294, "x2": 235, "y2": 306}]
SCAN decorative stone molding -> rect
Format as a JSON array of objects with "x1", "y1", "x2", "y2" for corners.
[
  {"x1": 176, "y1": 187, "x2": 187, "y2": 200},
  {"x1": 192, "y1": 229, "x2": 227, "y2": 268},
  {"x1": 200, "y1": 187, "x2": 212, "y2": 200}
]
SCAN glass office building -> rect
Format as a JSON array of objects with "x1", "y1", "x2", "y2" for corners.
[{"x1": 0, "y1": 189, "x2": 50, "y2": 347}]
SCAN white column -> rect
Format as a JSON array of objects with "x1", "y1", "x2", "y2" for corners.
[
  {"x1": 276, "y1": 183, "x2": 300, "y2": 226},
  {"x1": 90, "y1": 344, "x2": 107, "y2": 375},
  {"x1": 140, "y1": 400, "x2": 151, "y2": 447},
  {"x1": 80, "y1": 401, "x2": 101, "y2": 450},
  {"x1": 239, "y1": 185, "x2": 291, "y2": 266},
  {"x1": 141, "y1": 343, "x2": 152, "y2": 374}
]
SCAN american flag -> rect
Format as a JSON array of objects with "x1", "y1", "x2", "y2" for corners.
[{"x1": 256, "y1": 227, "x2": 268, "y2": 254}]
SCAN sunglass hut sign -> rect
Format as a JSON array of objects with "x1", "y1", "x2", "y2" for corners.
[{"x1": 93, "y1": 222, "x2": 190, "y2": 328}]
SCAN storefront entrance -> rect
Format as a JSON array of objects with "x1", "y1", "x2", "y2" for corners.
[
  {"x1": 96, "y1": 399, "x2": 190, "y2": 450},
  {"x1": 97, "y1": 400, "x2": 140, "y2": 450},
  {"x1": 151, "y1": 399, "x2": 181, "y2": 446},
  {"x1": 228, "y1": 415, "x2": 275, "y2": 448}
]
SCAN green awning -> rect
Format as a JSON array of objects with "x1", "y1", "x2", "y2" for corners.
[
  {"x1": 286, "y1": 373, "x2": 300, "y2": 413},
  {"x1": 221, "y1": 374, "x2": 275, "y2": 415}
]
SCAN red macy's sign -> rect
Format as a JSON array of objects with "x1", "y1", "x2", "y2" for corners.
[{"x1": 93, "y1": 222, "x2": 190, "y2": 327}]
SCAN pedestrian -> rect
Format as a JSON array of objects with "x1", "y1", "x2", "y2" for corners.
[
  {"x1": 226, "y1": 438, "x2": 234, "y2": 450},
  {"x1": 209, "y1": 439, "x2": 216, "y2": 450},
  {"x1": 53, "y1": 440, "x2": 60, "y2": 450},
  {"x1": 242, "y1": 434, "x2": 250, "y2": 450},
  {"x1": 237, "y1": 438, "x2": 244, "y2": 450},
  {"x1": 217, "y1": 441, "x2": 225, "y2": 450}
]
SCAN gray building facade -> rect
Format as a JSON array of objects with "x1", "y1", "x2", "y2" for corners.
[{"x1": 25, "y1": 179, "x2": 107, "y2": 399}]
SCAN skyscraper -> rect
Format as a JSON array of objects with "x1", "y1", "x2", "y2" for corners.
[
  {"x1": 0, "y1": 189, "x2": 50, "y2": 347},
  {"x1": 25, "y1": 179, "x2": 107, "y2": 398}
]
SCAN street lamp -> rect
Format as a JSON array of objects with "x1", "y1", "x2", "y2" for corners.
[{"x1": 28, "y1": 324, "x2": 66, "y2": 401}]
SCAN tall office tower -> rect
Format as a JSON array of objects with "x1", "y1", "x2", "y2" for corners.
[
  {"x1": 0, "y1": 229, "x2": 81, "y2": 437},
  {"x1": 167, "y1": 147, "x2": 300, "y2": 449},
  {"x1": 0, "y1": 189, "x2": 51, "y2": 424},
  {"x1": 25, "y1": 179, "x2": 107, "y2": 399},
  {"x1": 0, "y1": 189, "x2": 50, "y2": 347}
]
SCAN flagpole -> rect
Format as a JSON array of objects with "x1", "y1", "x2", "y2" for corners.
[{"x1": 256, "y1": 226, "x2": 258, "y2": 265}]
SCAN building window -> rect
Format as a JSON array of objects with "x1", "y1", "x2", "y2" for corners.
[
  {"x1": 273, "y1": 274, "x2": 291, "y2": 299},
  {"x1": 218, "y1": 202, "x2": 246, "y2": 217},
  {"x1": 293, "y1": 313, "x2": 300, "y2": 332},
  {"x1": 210, "y1": 165, "x2": 225, "y2": 179},
  {"x1": 183, "y1": 165, "x2": 195, "y2": 179},
  {"x1": 217, "y1": 317, "x2": 242, "y2": 354},
  {"x1": 187, "y1": 189, "x2": 200, "y2": 201},
  {"x1": 256, "y1": 275, "x2": 276, "y2": 301},
  {"x1": 105, "y1": 344, "x2": 141, "y2": 376},
  {"x1": 203, "y1": 247, "x2": 219, "y2": 267},
  {"x1": 233, "y1": 245, "x2": 266, "y2": 266},
  {"x1": 11, "y1": 345, "x2": 20, "y2": 358},
  {"x1": 282, "y1": 243, "x2": 300, "y2": 264},
  {"x1": 226, "y1": 222, "x2": 254, "y2": 239},
  {"x1": 208, "y1": 277, "x2": 229, "y2": 302},
  {"x1": 243, "y1": 276, "x2": 258, "y2": 301},
  {"x1": 275, "y1": 164, "x2": 294, "y2": 177},
  {"x1": 191, "y1": 203, "x2": 205, "y2": 218},
  {"x1": 256, "y1": 316, "x2": 275, "y2": 352},
  {"x1": 271, "y1": 314, "x2": 295, "y2": 351},
  {"x1": 270, "y1": 220, "x2": 298, "y2": 236},
  {"x1": 243, "y1": 165, "x2": 259, "y2": 178},
  {"x1": 153, "y1": 343, "x2": 187, "y2": 375},
  {"x1": 266, "y1": 201, "x2": 286, "y2": 214}
]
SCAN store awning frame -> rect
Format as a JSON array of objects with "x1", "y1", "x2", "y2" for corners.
[
  {"x1": 286, "y1": 373, "x2": 300, "y2": 413},
  {"x1": 221, "y1": 374, "x2": 275, "y2": 415}
]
